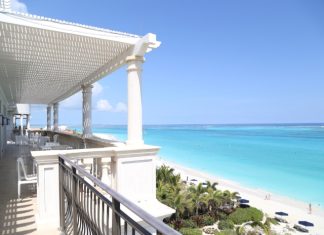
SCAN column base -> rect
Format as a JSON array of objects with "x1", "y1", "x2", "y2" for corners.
[
  {"x1": 82, "y1": 133, "x2": 93, "y2": 139},
  {"x1": 126, "y1": 139, "x2": 144, "y2": 146}
]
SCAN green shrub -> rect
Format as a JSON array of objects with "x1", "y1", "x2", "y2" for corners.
[
  {"x1": 182, "y1": 219, "x2": 197, "y2": 228},
  {"x1": 217, "y1": 212, "x2": 228, "y2": 220},
  {"x1": 228, "y1": 207, "x2": 263, "y2": 225},
  {"x1": 191, "y1": 215, "x2": 204, "y2": 227},
  {"x1": 218, "y1": 219, "x2": 234, "y2": 230},
  {"x1": 214, "y1": 230, "x2": 236, "y2": 235},
  {"x1": 179, "y1": 227, "x2": 202, "y2": 235},
  {"x1": 171, "y1": 219, "x2": 184, "y2": 230},
  {"x1": 202, "y1": 215, "x2": 215, "y2": 226}
]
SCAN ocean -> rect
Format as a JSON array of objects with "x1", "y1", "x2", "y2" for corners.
[{"x1": 77, "y1": 124, "x2": 324, "y2": 206}]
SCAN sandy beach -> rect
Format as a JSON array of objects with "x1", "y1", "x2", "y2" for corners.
[
  {"x1": 157, "y1": 159, "x2": 324, "y2": 235},
  {"x1": 93, "y1": 133, "x2": 324, "y2": 234}
]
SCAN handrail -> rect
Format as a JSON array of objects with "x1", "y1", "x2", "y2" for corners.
[{"x1": 59, "y1": 154, "x2": 180, "y2": 235}]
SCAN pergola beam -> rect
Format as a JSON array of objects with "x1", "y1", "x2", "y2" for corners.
[
  {"x1": 131, "y1": 33, "x2": 161, "y2": 56},
  {"x1": 50, "y1": 34, "x2": 161, "y2": 104}
]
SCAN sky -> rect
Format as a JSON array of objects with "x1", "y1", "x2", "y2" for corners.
[{"x1": 16, "y1": 0, "x2": 324, "y2": 126}]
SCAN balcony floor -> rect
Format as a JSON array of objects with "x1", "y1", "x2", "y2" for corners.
[{"x1": 0, "y1": 144, "x2": 60, "y2": 235}]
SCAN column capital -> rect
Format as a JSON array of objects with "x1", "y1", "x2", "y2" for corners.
[
  {"x1": 81, "y1": 84, "x2": 94, "y2": 91},
  {"x1": 126, "y1": 55, "x2": 145, "y2": 63}
]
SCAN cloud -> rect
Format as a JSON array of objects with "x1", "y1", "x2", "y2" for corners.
[
  {"x1": 93, "y1": 82, "x2": 103, "y2": 96},
  {"x1": 61, "y1": 92, "x2": 82, "y2": 109},
  {"x1": 96, "y1": 100, "x2": 127, "y2": 112},
  {"x1": 115, "y1": 102, "x2": 127, "y2": 112},
  {"x1": 96, "y1": 99, "x2": 112, "y2": 112},
  {"x1": 11, "y1": 0, "x2": 28, "y2": 13},
  {"x1": 61, "y1": 82, "x2": 103, "y2": 109},
  {"x1": 60, "y1": 82, "x2": 126, "y2": 113}
]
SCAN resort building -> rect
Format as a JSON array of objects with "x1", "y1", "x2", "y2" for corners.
[{"x1": 0, "y1": 1, "x2": 178, "y2": 234}]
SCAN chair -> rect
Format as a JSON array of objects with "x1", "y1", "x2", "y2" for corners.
[
  {"x1": 37, "y1": 136, "x2": 50, "y2": 148},
  {"x1": 15, "y1": 136, "x2": 29, "y2": 145},
  {"x1": 53, "y1": 134, "x2": 59, "y2": 143},
  {"x1": 275, "y1": 216, "x2": 288, "y2": 223},
  {"x1": 17, "y1": 157, "x2": 37, "y2": 199}
]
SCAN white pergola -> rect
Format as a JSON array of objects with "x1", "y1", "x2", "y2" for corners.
[{"x1": 0, "y1": 3, "x2": 160, "y2": 144}]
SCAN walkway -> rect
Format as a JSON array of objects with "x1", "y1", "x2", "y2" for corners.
[{"x1": 0, "y1": 144, "x2": 61, "y2": 235}]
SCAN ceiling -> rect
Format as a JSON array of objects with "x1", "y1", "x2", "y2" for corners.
[{"x1": 0, "y1": 11, "x2": 157, "y2": 105}]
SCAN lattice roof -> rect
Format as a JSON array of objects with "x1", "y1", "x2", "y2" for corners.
[{"x1": 0, "y1": 10, "x2": 159, "y2": 105}]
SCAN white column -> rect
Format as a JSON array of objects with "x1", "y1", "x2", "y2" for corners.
[
  {"x1": 53, "y1": 103, "x2": 59, "y2": 132},
  {"x1": 47, "y1": 105, "x2": 52, "y2": 130},
  {"x1": 26, "y1": 115, "x2": 30, "y2": 131},
  {"x1": 20, "y1": 115, "x2": 23, "y2": 136},
  {"x1": 126, "y1": 56, "x2": 144, "y2": 145},
  {"x1": 13, "y1": 115, "x2": 16, "y2": 128},
  {"x1": 82, "y1": 84, "x2": 93, "y2": 138}
]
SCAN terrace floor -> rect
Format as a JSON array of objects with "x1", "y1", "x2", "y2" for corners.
[{"x1": 0, "y1": 144, "x2": 61, "y2": 235}]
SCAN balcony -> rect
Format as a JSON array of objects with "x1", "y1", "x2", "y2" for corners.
[{"x1": 0, "y1": 131, "x2": 178, "y2": 234}]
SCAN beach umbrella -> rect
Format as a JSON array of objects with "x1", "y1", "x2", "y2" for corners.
[
  {"x1": 298, "y1": 221, "x2": 314, "y2": 227},
  {"x1": 275, "y1": 211, "x2": 288, "y2": 216},
  {"x1": 239, "y1": 199, "x2": 249, "y2": 204}
]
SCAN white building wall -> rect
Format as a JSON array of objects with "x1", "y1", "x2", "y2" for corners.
[{"x1": 16, "y1": 104, "x2": 30, "y2": 115}]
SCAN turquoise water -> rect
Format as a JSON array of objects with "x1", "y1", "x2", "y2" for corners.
[{"x1": 81, "y1": 124, "x2": 324, "y2": 206}]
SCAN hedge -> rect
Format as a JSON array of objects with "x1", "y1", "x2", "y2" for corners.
[
  {"x1": 202, "y1": 215, "x2": 215, "y2": 226},
  {"x1": 182, "y1": 219, "x2": 197, "y2": 228},
  {"x1": 218, "y1": 220, "x2": 234, "y2": 230},
  {"x1": 228, "y1": 207, "x2": 263, "y2": 225}
]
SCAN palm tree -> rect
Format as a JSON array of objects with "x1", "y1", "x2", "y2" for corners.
[
  {"x1": 156, "y1": 181, "x2": 175, "y2": 206},
  {"x1": 173, "y1": 192, "x2": 193, "y2": 218},
  {"x1": 222, "y1": 190, "x2": 239, "y2": 206},
  {"x1": 156, "y1": 165, "x2": 181, "y2": 186},
  {"x1": 202, "y1": 188, "x2": 223, "y2": 212},
  {"x1": 204, "y1": 180, "x2": 218, "y2": 190},
  {"x1": 188, "y1": 183, "x2": 207, "y2": 215}
]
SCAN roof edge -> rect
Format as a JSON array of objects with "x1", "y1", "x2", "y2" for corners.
[{"x1": 0, "y1": 8, "x2": 141, "y2": 39}]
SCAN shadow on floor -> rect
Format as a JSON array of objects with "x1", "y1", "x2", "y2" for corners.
[{"x1": 0, "y1": 144, "x2": 37, "y2": 235}]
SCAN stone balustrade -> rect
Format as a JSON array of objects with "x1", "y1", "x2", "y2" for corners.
[{"x1": 31, "y1": 143, "x2": 173, "y2": 230}]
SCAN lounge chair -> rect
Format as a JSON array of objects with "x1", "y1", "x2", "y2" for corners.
[
  {"x1": 293, "y1": 224, "x2": 308, "y2": 233},
  {"x1": 275, "y1": 216, "x2": 288, "y2": 223}
]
